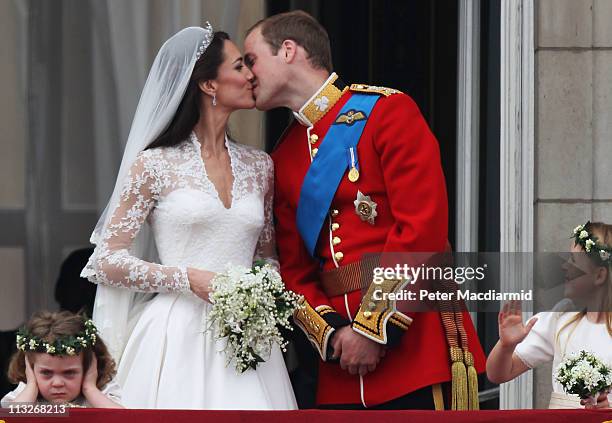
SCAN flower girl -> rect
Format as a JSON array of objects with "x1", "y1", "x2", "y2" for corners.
[
  {"x1": 486, "y1": 221, "x2": 612, "y2": 409},
  {"x1": 1, "y1": 311, "x2": 123, "y2": 408}
]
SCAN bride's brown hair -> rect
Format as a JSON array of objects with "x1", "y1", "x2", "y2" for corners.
[
  {"x1": 146, "y1": 31, "x2": 230, "y2": 150},
  {"x1": 7, "y1": 311, "x2": 117, "y2": 389}
]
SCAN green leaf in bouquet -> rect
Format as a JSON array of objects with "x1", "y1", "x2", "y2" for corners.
[
  {"x1": 240, "y1": 347, "x2": 266, "y2": 373},
  {"x1": 251, "y1": 260, "x2": 268, "y2": 273}
]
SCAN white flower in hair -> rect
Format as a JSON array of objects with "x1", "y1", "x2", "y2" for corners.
[
  {"x1": 574, "y1": 225, "x2": 584, "y2": 235},
  {"x1": 600, "y1": 250, "x2": 611, "y2": 261},
  {"x1": 579, "y1": 230, "x2": 589, "y2": 239},
  {"x1": 66, "y1": 347, "x2": 76, "y2": 356},
  {"x1": 585, "y1": 239, "x2": 596, "y2": 252}
]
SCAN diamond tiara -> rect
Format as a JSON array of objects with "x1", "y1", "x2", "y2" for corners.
[{"x1": 195, "y1": 21, "x2": 214, "y2": 60}]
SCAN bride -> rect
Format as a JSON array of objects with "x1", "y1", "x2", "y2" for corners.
[{"x1": 81, "y1": 24, "x2": 297, "y2": 410}]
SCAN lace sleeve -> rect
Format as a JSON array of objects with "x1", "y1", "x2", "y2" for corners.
[
  {"x1": 253, "y1": 154, "x2": 279, "y2": 271},
  {"x1": 81, "y1": 152, "x2": 190, "y2": 293}
]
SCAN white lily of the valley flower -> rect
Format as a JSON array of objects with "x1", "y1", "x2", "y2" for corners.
[
  {"x1": 208, "y1": 263, "x2": 301, "y2": 373},
  {"x1": 574, "y1": 225, "x2": 584, "y2": 235},
  {"x1": 579, "y1": 230, "x2": 589, "y2": 239}
]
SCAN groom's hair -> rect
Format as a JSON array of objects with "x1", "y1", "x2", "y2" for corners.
[{"x1": 247, "y1": 10, "x2": 333, "y2": 72}]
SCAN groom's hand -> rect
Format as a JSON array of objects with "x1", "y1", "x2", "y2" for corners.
[
  {"x1": 331, "y1": 326, "x2": 386, "y2": 376},
  {"x1": 581, "y1": 390, "x2": 611, "y2": 409}
]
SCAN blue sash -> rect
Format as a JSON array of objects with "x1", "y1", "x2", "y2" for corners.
[{"x1": 296, "y1": 93, "x2": 380, "y2": 258}]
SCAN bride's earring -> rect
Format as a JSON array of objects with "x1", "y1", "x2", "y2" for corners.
[{"x1": 212, "y1": 93, "x2": 217, "y2": 106}]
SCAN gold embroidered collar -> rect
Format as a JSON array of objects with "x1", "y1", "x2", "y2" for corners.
[{"x1": 293, "y1": 73, "x2": 348, "y2": 127}]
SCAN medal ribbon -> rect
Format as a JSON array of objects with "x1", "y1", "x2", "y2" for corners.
[{"x1": 296, "y1": 93, "x2": 381, "y2": 258}]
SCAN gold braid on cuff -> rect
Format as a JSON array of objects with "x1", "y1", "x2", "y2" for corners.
[
  {"x1": 352, "y1": 278, "x2": 412, "y2": 344},
  {"x1": 293, "y1": 298, "x2": 335, "y2": 361}
]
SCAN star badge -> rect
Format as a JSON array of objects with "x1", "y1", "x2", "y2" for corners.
[{"x1": 354, "y1": 191, "x2": 377, "y2": 225}]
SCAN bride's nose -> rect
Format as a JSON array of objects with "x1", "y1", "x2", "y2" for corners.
[{"x1": 245, "y1": 68, "x2": 254, "y2": 83}]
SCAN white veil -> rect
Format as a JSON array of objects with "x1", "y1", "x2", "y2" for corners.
[{"x1": 84, "y1": 24, "x2": 214, "y2": 362}]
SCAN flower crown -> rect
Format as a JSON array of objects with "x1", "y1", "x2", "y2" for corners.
[
  {"x1": 16, "y1": 319, "x2": 98, "y2": 356},
  {"x1": 572, "y1": 221, "x2": 612, "y2": 263}
]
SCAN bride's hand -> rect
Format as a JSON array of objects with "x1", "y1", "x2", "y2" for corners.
[
  {"x1": 498, "y1": 300, "x2": 537, "y2": 348},
  {"x1": 187, "y1": 268, "x2": 216, "y2": 302}
]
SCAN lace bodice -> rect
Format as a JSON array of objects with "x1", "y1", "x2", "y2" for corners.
[{"x1": 82, "y1": 133, "x2": 276, "y2": 293}]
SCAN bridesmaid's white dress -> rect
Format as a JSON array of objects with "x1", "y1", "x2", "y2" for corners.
[{"x1": 514, "y1": 306, "x2": 612, "y2": 409}]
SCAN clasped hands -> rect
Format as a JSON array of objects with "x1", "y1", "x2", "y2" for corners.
[
  {"x1": 187, "y1": 269, "x2": 387, "y2": 376},
  {"x1": 580, "y1": 390, "x2": 611, "y2": 409},
  {"x1": 330, "y1": 326, "x2": 386, "y2": 376}
]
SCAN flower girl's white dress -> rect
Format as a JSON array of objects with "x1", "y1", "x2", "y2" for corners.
[
  {"x1": 514, "y1": 310, "x2": 612, "y2": 408},
  {"x1": 82, "y1": 133, "x2": 297, "y2": 410}
]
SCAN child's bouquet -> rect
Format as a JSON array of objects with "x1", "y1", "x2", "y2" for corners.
[
  {"x1": 208, "y1": 261, "x2": 302, "y2": 373},
  {"x1": 555, "y1": 350, "x2": 612, "y2": 405}
]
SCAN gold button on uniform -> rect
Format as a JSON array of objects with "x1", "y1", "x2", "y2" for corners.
[
  {"x1": 309, "y1": 134, "x2": 319, "y2": 144},
  {"x1": 330, "y1": 209, "x2": 339, "y2": 217},
  {"x1": 332, "y1": 236, "x2": 341, "y2": 246},
  {"x1": 363, "y1": 311, "x2": 372, "y2": 319},
  {"x1": 334, "y1": 251, "x2": 344, "y2": 262},
  {"x1": 331, "y1": 223, "x2": 340, "y2": 231},
  {"x1": 311, "y1": 148, "x2": 319, "y2": 158}
]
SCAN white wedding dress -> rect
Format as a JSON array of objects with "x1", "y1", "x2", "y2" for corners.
[{"x1": 82, "y1": 132, "x2": 297, "y2": 410}]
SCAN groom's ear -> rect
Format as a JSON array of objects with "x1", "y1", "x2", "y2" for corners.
[
  {"x1": 280, "y1": 39, "x2": 298, "y2": 64},
  {"x1": 198, "y1": 80, "x2": 217, "y2": 97}
]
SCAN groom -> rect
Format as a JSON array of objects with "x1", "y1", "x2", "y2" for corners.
[{"x1": 244, "y1": 11, "x2": 485, "y2": 409}]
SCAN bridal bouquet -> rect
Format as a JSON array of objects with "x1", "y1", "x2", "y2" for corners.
[
  {"x1": 555, "y1": 350, "x2": 612, "y2": 404},
  {"x1": 208, "y1": 261, "x2": 302, "y2": 373}
]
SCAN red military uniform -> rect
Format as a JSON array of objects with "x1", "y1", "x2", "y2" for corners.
[{"x1": 272, "y1": 73, "x2": 485, "y2": 408}]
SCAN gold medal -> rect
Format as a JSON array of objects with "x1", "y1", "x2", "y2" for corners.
[{"x1": 348, "y1": 166, "x2": 360, "y2": 182}]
